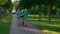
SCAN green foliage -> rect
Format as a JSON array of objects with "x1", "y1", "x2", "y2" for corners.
[
  {"x1": 0, "y1": 0, "x2": 8, "y2": 6},
  {"x1": 19, "y1": 0, "x2": 60, "y2": 16},
  {"x1": 19, "y1": 0, "x2": 33, "y2": 8},
  {"x1": 2, "y1": 0, "x2": 12, "y2": 9}
]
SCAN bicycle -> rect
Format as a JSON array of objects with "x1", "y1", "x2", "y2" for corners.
[
  {"x1": 17, "y1": 16, "x2": 21, "y2": 26},
  {"x1": 21, "y1": 16, "x2": 27, "y2": 26}
]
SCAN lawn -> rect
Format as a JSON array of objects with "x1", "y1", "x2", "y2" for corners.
[
  {"x1": 0, "y1": 16, "x2": 12, "y2": 34},
  {"x1": 28, "y1": 16, "x2": 60, "y2": 34}
]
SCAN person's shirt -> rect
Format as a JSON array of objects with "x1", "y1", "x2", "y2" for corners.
[
  {"x1": 23, "y1": 10, "x2": 28, "y2": 18},
  {"x1": 16, "y1": 10, "x2": 21, "y2": 16}
]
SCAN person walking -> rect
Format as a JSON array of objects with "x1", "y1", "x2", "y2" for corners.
[
  {"x1": 16, "y1": 9, "x2": 20, "y2": 18},
  {"x1": 16, "y1": 8, "x2": 22, "y2": 26},
  {"x1": 23, "y1": 8, "x2": 28, "y2": 26}
]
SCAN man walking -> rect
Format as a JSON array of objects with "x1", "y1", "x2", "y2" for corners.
[
  {"x1": 16, "y1": 8, "x2": 22, "y2": 26},
  {"x1": 23, "y1": 8, "x2": 28, "y2": 26}
]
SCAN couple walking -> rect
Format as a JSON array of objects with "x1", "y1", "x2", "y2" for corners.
[{"x1": 16, "y1": 8, "x2": 28, "y2": 26}]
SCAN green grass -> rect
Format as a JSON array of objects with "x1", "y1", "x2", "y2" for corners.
[
  {"x1": 0, "y1": 16, "x2": 12, "y2": 34},
  {"x1": 28, "y1": 17, "x2": 60, "y2": 34}
]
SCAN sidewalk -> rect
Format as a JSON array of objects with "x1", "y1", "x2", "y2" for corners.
[{"x1": 9, "y1": 15, "x2": 44, "y2": 34}]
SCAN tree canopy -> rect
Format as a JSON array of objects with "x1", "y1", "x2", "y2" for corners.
[{"x1": 0, "y1": 0, "x2": 8, "y2": 6}]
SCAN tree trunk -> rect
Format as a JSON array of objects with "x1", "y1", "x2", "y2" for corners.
[
  {"x1": 34, "y1": 13, "x2": 35, "y2": 18},
  {"x1": 0, "y1": 7, "x2": 1, "y2": 19},
  {"x1": 34, "y1": 6, "x2": 35, "y2": 18},
  {"x1": 48, "y1": 0, "x2": 52, "y2": 24},
  {"x1": 48, "y1": 6, "x2": 51, "y2": 24},
  {"x1": 30, "y1": 12, "x2": 31, "y2": 18},
  {"x1": 0, "y1": 10, "x2": 1, "y2": 20},
  {"x1": 39, "y1": 11, "x2": 41, "y2": 21},
  {"x1": 38, "y1": 5, "x2": 41, "y2": 21},
  {"x1": 0, "y1": 7, "x2": 2, "y2": 20}
]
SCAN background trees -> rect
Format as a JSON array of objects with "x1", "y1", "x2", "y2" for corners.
[
  {"x1": 18, "y1": 0, "x2": 60, "y2": 23},
  {"x1": 0, "y1": 0, "x2": 60, "y2": 23},
  {"x1": 0, "y1": 0, "x2": 12, "y2": 19}
]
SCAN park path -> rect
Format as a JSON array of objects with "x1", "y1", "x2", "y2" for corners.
[{"x1": 9, "y1": 15, "x2": 44, "y2": 34}]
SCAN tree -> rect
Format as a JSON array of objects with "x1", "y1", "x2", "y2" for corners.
[
  {"x1": 0, "y1": 0, "x2": 12, "y2": 19},
  {"x1": 19, "y1": 0, "x2": 60, "y2": 23},
  {"x1": 48, "y1": 0, "x2": 60, "y2": 23},
  {"x1": 0, "y1": 0, "x2": 8, "y2": 17},
  {"x1": 2, "y1": 0, "x2": 12, "y2": 10},
  {"x1": 0, "y1": 0, "x2": 8, "y2": 7}
]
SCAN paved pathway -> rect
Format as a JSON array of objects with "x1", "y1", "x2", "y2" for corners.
[{"x1": 9, "y1": 15, "x2": 44, "y2": 34}]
